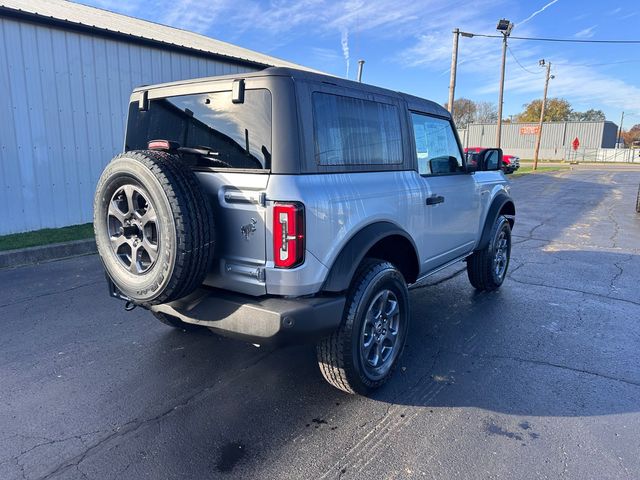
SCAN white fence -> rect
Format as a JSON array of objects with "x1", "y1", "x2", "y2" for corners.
[{"x1": 565, "y1": 148, "x2": 640, "y2": 163}]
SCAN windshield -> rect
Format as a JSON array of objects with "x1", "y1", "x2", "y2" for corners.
[{"x1": 125, "y1": 89, "x2": 272, "y2": 170}]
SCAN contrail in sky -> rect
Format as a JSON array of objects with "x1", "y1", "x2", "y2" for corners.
[
  {"x1": 517, "y1": 0, "x2": 560, "y2": 27},
  {"x1": 341, "y1": 29, "x2": 350, "y2": 78}
]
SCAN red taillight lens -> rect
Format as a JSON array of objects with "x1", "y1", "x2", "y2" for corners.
[{"x1": 273, "y1": 203, "x2": 305, "y2": 268}]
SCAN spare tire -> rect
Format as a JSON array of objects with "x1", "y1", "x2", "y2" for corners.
[{"x1": 94, "y1": 150, "x2": 214, "y2": 305}]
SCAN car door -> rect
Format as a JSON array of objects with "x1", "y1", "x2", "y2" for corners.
[{"x1": 410, "y1": 111, "x2": 482, "y2": 271}]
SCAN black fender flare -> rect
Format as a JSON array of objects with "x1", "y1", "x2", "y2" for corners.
[
  {"x1": 322, "y1": 221, "x2": 419, "y2": 293},
  {"x1": 477, "y1": 193, "x2": 515, "y2": 251}
]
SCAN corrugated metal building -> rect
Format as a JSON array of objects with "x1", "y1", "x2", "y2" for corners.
[
  {"x1": 0, "y1": 0, "x2": 315, "y2": 235},
  {"x1": 457, "y1": 121, "x2": 619, "y2": 160}
]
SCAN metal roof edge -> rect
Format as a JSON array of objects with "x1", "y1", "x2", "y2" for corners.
[{"x1": 0, "y1": 4, "x2": 305, "y2": 71}]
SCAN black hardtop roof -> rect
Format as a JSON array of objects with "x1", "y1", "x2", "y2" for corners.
[{"x1": 134, "y1": 66, "x2": 450, "y2": 119}]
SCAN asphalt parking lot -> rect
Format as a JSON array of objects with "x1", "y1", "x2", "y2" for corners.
[{"x1": 1, "y1": 167, "x2": 639, "y2": 480}]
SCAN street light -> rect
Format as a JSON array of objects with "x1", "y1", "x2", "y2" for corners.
[{"x1": 495, "y1": 18, "x2": 513, "y2": 148}]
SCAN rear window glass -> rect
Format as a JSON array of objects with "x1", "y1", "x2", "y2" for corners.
[
  {"x1": 312, "y1": 92, "x2": 402, "y2": 166},
  {"x1": 126, "y1": 89, "x2": 271, "y2": 169}
]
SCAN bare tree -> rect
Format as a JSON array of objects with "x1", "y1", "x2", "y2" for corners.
[
  {"x1": 474, "y1": 101, "x2": 498, "y2": 124},
  {"x1": 444, "y1": 98, "x2": 476, "y2": 128}
]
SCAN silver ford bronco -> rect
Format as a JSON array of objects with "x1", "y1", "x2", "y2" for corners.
[{"x1": 94, "y1": 67, "x2": 515, "y2": 394}]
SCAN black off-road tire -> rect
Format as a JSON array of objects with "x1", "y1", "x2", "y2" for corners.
[
  {"x1": 467, "y1": 215, "x2": 511, "y2": 291},
  {"x1": 152, "y1": 311, "x2": 203, "y2": 331},
  {"x1": 316, "y1": 259, "x2": 410, "y2": 395},
  {"x1": 94, "y1": 150, "x2": 214, "y2": 305},
  {"x1": 636, "y1": 185, "x2": 640, "y2": 213}
]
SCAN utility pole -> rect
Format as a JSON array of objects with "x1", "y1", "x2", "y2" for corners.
[
  {"x1": 533, "y1": 60, "x2": 552, "y2": 170},
  {"x1": 495, "y1": 19, "x2": 513, "y2": 148},
  {"x1": 617, "y1": 111, "x2": 625, "y2": 147},
  {"x1": 448, "y1": 28, "x2": 460, "y2": 116},
  {"x1": 356, "y1": 60, "x2": 365, "y2": 83}
]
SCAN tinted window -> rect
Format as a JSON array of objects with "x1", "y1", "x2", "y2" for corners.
[
  {"x1": 312, "y1": 92, "x2": 402, "y2": 166},
  {"x1": 126, "y1": 89, "x2": 271, "y2": 169},
  {"x1": 411, "y1": 113, "x2": 463, "y2": 175}
]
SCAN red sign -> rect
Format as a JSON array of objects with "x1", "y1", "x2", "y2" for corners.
[
  {"x1": 519, "y1": 126, "x2": 540, "y2": 135},
  {"x1": 572, "y1": 137, "x2": 580, "y2": 151}
]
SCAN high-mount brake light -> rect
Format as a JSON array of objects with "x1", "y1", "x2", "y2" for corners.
[{"x1": 273, "y1": 203, "x2": 305, "y2": 268}]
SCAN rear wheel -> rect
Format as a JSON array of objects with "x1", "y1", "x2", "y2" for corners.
[
  {"x1": 467, "y1": 215, "x2": 511, "y2": 291},
  {"x1": 316, "y1": 259, "x2": 410, "y2": 395},
  {"x1": 636, "y1": 185, "x2": 640, "y2": 213}
]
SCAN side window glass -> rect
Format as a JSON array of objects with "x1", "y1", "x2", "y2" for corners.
[
  {"x1": 312, "y1": 92, "x2": 402, "y2": 166},
  {"x1": 411, "y1": 113, "x2": 463, "y2": 175}
]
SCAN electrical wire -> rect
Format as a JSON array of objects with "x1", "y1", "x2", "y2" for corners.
[
  {"x1": 467, "y1": 33, "x2": 640, "y2": 44},
  {"x1": 507, "y1": 45, "x2": 543, "y2": 74},
  {"x1": 554, "y1": 59, "x2": 640, "y2": 67}
]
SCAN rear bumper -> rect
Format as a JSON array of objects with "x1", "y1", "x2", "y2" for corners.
[{"x1": 149, "y1": 287, "x2": 346, "y2": 345}]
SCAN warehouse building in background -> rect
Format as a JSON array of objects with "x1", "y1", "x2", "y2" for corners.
[
  {"x1": 0, "y1": 0, "x2": 314, "y2": 235},
  {"x1": 458, "y1": 121, "x2": 620, "y2": 161}
]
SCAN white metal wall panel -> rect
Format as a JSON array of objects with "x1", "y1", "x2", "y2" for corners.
[
  {"x1": 457, "y1": 121, "x2": 619, "y2": 160},
  {"x1": 0, "y1": 17, "x2": 255, "y2": 234}
]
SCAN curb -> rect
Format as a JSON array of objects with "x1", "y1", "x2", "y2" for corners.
[{"x1": 0, "y1": 238, "x2": 97, "y2": 269}]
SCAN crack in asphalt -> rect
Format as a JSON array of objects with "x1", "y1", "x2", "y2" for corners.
[
  {"x1": 608, "y1": 254, "x2": 634, "y2": 295},
  {"x1": 444, "y1": 350, "x2": 640, "y2": 388},
  {"x1": 508, "y1": 276, "x2": 640, "y2": 307},
  {"x1": 38, "y1": 349, "x2": 274, "y2": 480},
  {"x1": 512, "y1": 234, "x2": 640, "y2": 252},
  {"x1": 0, "y1": 280, "x2": 104, "y2": 309}
]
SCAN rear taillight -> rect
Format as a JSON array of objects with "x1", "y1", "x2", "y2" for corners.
[{"x1": 273, "y1": 203, "x2": 305, "y2": 269}]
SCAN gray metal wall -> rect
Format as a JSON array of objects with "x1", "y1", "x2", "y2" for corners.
[
  {"x1": 457, "y1": 121, "x2": 619, "y2": 160},
  {"x1": 0, "y1": 17, "x2": 257, "y2": 235}
]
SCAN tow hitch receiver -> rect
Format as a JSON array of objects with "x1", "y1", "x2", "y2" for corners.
[{"x1": 105, "y1": 273, "x2": 136, "y2": 310}]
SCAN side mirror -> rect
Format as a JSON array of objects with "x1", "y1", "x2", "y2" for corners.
[{"x1": 477, "y1": 148, "x2": 503, "y2": 171}]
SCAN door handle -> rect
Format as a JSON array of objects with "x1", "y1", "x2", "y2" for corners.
[{"x1": 426, "y1": 195, "x2": 445, "y2": 206}]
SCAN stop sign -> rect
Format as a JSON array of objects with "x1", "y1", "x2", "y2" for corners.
[{"x1": 572, "y1": 137, "x2": 580, "y2": 151}]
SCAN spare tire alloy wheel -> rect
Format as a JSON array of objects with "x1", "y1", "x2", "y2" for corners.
[
  {"x1": 94, "y1": 150, "x2": 214, "y2": 306},
  {"x1": 107, "y1": 184, "x2": 159, "y2": 274}
]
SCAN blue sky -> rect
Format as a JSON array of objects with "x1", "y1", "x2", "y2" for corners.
[{"x1": 82, "y1": 0, "x2": 640, "y2": 127}]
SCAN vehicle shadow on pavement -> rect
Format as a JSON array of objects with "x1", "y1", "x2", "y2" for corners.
[{"x1": 3, "y1": 170, "x2": 640, "y2": 479}]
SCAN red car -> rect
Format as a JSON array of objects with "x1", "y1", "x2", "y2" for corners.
[{"x1": 464, "y1": 147, "x2": 520, "y2": 174}]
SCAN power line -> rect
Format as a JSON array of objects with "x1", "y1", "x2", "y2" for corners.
[
  {"x1": 511, "y1": 36, "x2": 640, "y2": 44},
  {"x1": 554, "y1": 59, "x2": 640, "y2": 67},
  {"x1": 507, "y1": 45, "x2": 542, "y2": 74},
  {"x1": 468, "y1": 33, "x2": 640, "y2": 44}
]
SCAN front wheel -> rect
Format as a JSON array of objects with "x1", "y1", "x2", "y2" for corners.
[
  {"x1": 316, "y1": 259, "x2": 410, "y2": 395},
  {"x1": 467, "y1": 215, "x2": 512, "y2": 291}
]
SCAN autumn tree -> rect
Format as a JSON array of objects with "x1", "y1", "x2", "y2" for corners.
[
  {"x1": 621, "y1": 124, "x2": 640, "y2": 146},
  {"x1": 517, "y1": 98, "x2": 572, "y2": 122}
]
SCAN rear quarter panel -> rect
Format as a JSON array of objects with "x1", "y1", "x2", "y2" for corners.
[{"x1": 264, "y1": 171, "x2": 426, "y2": 295}]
